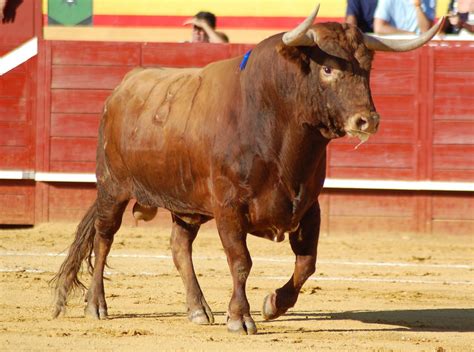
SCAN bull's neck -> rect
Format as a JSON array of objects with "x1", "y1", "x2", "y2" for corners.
[{"x1": 238, "y1": 38, "x2": 329, "y2": 187}]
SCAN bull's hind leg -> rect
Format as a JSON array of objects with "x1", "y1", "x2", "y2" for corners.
[
  {"x1": 84, "y1": 191, "x2": 129, "y2": 319},
  {"x1": 170, "y1": 214, "x2": 214, "y2": 324},
  {"x1": 262, "y1": 202, "x2": 320, "y2": 320}
]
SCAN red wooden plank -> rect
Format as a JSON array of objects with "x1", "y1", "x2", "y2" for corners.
[
  {"x1": 0, "y1": 181, "x2": 35, "y2": 225},
  {"x1": 51, "y1": 89, "x2": 110, "y2": 113},
  {"x1": 433, "y1": 96, "x2": 474, "y2": 120},
  {"x1": 434, "y1": 47, "x2": 474, "y2": 72},
  {"x1": 434, "y1": 72, "x2": 474, "y2": 97},
  {"x1": 0, "y1": 97, "x2": 26, "y2": 122},
  {"x1": 142, "y1": 42, "x2": 236, "y2": 67},
  {"x1": 49, "y1": 161, "x2": 96, "y2": 173},
  {"x1": 0, "y1": 0, "x2": 35, "y2": 45},
  {"x1": 371, "y1": 71, "x2": 417, "y2": 95},
  {"x1": 46, "y1": 185, "x2": 157, "y2": 225},
  {"x1": 228, "y1": 44, "x2": 255, "y2": 58},
  {"x1": 329, "y1": 144, "x2": 414, "y2": 168},
  {"x1": 52, "y1": 42, "x2": 141, "y2": 66},
  {"x1": 433, "y1": 121, "x2": 474, "y2": 145},
  {"x1": 431, "y1": 169, "x2": 474, "y2": 182},
  {"x1": 51, "y1": 66, "x2": 131, "y2": 90},
  {"x1": 432, "y1": 193, "x2": 474, "y2": 220},
  {"x1": 372, "y1": 95, "x2": 416, "y2": 120},
  {"x1": 0, "y1": 124, "x2": 30, "y2": 146},
  {"x1": 0, "y1": 146, "x2": 32, "y2": 169},
  {"x1": 329, "y1": 190, "x2": 417, "y2": 217},
  {"x1": 0, "y1": 45, "x2": 16, "y2": 56},
  {"x1": 48, "y1": 183, "x2": 97, "y2": 221},
  {"x1": 372, "y1": 51, "x2": 417, "y2": 71},
  {"x1": 51, "y1": 113, "x2": 100, "y2": 137},
  {"x1": 0, "y1": 71, "x2": 27, "y2": 97},
  {"x1": 329, "y1": 167, "x2": 416, "y2": 180},
  {"x1": 50, "y1": 137, "x2": 97, "y2": 162},
  {"x1": 432, "y1": 145, "x2": 474, "y2": 171}
]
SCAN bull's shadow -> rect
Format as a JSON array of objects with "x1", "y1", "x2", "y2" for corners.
[{"x1": 277, "y1": 308, "x2": 474, "y2": 332}]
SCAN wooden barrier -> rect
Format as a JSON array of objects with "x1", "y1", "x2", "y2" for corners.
[{"x1": 0, "y1": 1, "x2": 472, "y2": 234}]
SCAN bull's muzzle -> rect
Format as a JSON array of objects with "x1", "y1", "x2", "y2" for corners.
[
  {"x1": 345, "y1": 112, "x2": 380, "y2": 144},
  {"x1": 346, "y1": 112, "x2": 380, "y2": 135}
]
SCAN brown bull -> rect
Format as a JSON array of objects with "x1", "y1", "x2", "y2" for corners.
[{"x1": 52, "y1": 5, "x2": 444, "y2": 335}]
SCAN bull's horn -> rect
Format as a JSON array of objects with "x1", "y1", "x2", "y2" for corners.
[
  {"x1": 363, "y1": 17, "x2": 446, "y2": 52},
  {"x1": 282, "y1": 4, "x2": 320, "y2": 46}
]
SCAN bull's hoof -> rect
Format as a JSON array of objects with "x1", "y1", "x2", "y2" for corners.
[
  {"x1": 188, "y1": 308, "x2": 213, "y2": 325},
  {"x1": 262, "y1": 293, "x2": 284, "y2": 321},
  {"x1": 227, "y1": 315, "x2": 257, "y2": 335},
  {"x1": 84, "y1": 304, "x2": 108, "y2": 320}
]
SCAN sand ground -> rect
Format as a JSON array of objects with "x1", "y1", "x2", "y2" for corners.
[{"x1": 0, "y1": 220, "x2": 473, "y2": 351}]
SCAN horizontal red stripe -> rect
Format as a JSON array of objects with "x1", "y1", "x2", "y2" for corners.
[{"x1": 92, "y1": 15, "x2": 343, "y2": 29}]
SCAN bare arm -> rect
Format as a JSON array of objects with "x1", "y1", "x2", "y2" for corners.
[
  {"x1": 184, "y1": 18, "x2": 227, "y2": 43},
  {"x1": 345, "y1": 14, "x2": 358, "y2": 27},
  {"x1": 2, "y1": 0, "x2": 23, "y2": 23},
  {"x1": 461, "y1": 22, "x2": 474, "y2": 33},
  {"x1": 374, "y1": 18, "x2": 415, "y2": 34},
  {"x1": 413, "y1": 0, "x2": 433, "y2": 33}
]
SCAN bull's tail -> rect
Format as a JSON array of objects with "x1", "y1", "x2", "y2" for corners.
[{"x1": 51, "y1": 199, "x2": 98, "y2": 318}]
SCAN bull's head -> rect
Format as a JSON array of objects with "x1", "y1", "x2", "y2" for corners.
[{"x1": 279, "y1": 4, "x2": 444, "y2": 143}]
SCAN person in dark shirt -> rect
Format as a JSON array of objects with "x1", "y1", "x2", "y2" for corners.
[{"x1": 345, "y1": 0, "x2": 378, "y2": 33}]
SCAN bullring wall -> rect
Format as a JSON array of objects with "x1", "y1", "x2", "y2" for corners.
[{"x1": 0, "y1": 2, "x2": 472, "y2": 235}]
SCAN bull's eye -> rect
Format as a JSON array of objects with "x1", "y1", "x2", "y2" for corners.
[{"x1": 322, "y1": 66, "x2": 332, "y2": 75}]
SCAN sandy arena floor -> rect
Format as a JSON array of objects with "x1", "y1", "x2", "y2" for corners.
[{"x1": 0, "y1": 220, "x2": 473, "y2": 351}]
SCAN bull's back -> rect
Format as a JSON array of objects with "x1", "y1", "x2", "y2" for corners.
[{"x1": 100, "y1": 60, "x2": 240, "y2": 214}]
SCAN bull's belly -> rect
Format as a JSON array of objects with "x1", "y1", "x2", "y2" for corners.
[{"x1": 129, "y1": 169, "x2": 213, "y2": 216}]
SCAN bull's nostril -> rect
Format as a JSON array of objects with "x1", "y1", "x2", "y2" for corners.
[{"x1": 356, "y1": 117, "x2": 369, "y2": 131}]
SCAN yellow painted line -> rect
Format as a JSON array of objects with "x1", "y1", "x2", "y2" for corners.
[
  {"x1": 43, "y1": 26, "x2": 280, "y2": 44},
  {"x1": 92, "y1": 0, "x2": 346, "y2": 17},
  {"x1": 42, "y1": 0, "x2": 451, "y2": 18}
]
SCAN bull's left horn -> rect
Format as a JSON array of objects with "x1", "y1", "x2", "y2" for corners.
[
  {"x1": 282, "y1": 4, "x2": 320, "y2": 46},
  {"x1": 363, "y1": 17, "x2": 446, "y2": 52}
]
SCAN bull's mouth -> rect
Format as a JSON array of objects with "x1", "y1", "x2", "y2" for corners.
[
  {"x1": 317, "y1": 122, "x2": 346, "y2": 139},
  {"x1": 346, "y1": 129, "x2": 372, "y2": 149}
]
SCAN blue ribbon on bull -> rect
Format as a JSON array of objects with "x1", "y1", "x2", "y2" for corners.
[{"x1": 239, "y1": 50, "x2": 252, "y2": 70}]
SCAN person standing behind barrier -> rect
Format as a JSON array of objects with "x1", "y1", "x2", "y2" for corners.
[
  {"x1": 444, "y1": 0, "x2": 474, "y2": 33},
  {"x1": 1, "y1": 0, "x2": 22, "y2": 23},
  {"x1": 345, "y1": 0, "x2": 378, "y2": 33},
  {"x1": 374, "y1": 0, "x2": 436, "y2": 35},
  {"x1": 184, "y1": 11, "x2": 229, "y2": 43}
]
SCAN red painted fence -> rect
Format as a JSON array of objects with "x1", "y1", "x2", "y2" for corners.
[{"x1": 0, "y1": 1, "x2": 472, "y2": 234}]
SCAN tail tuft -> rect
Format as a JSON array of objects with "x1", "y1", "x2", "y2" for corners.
[{"x1": 50, "y1": 200, "x2": 98, "y2": 318}]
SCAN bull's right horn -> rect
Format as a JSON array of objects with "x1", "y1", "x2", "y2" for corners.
[
  {"x1": 282, "y1": 4, "x2": 320, "y2": 46},
  {"x1": 363, "y1": 17, "x2": 446, "y2": 52}
]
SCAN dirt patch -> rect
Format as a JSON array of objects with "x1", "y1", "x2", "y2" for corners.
[{"x1": 0, "y1": 221, "x2": 473, "y2": 351}]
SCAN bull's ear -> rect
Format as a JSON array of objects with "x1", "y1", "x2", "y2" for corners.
[{"x1": 276, "y1": 44, "x2": 311, "y2": 75}]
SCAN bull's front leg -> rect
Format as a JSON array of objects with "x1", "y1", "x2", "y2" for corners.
[
  {"x1": 215, "y1": 206, "x2": 257, "y2": 335},
  {"x1": 262, "y1": 201, "x2": 320, "y2": 320}
]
